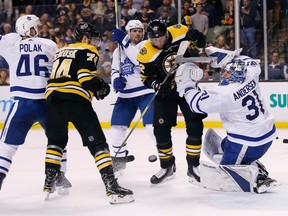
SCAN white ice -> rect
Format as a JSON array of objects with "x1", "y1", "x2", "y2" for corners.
[{"x1": 1, "y1": 128, "x2": 288, "y2": 216}]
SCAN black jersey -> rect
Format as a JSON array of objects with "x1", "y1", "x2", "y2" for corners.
[
  {"x1": 45, "y1": 42, "x2": 100, "y2": 103},
  {"x1": 137, "y1": 24, "x2": 189, "y2": 88}
]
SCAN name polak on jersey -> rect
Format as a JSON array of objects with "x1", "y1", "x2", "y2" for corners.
[
  {"x1": 19, "y1": 44, "x2": 42, "y2": 52},
  {"x1": 233, "y1": 79, "x2": 257, "y2": 101}
]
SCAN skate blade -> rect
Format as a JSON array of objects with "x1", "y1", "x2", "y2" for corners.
[
  {"x1": 188, "y1": 177, "x2": 201, "y2": 186},
  {"x1": 150, "y1": 173, "x2": 175, "y2": 186},
  {"x1": 109, "y1": 194, "x2": 134, "y2": 204},
  {"x1": 256, "y1": 181, "x2": 279, "y2": 194}
]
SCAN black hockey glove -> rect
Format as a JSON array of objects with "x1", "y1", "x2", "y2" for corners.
[
  {"x1": 185, "y1": 29, "x2": 206, "y2": 48},
  {"x1": 95, "y1": 82, "x2": 110, "y2": 100},
  {"x1": 152, "y1": 80, "x2": 172, "y2": 98}
]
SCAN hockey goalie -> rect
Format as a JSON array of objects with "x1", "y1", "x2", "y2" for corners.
[{"x1": 174, "y1": 46, "x2": 278, "y2": 194}]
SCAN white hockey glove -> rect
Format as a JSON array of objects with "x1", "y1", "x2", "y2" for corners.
[{"x1": 175, "y1": 63, "x2": 203, "y2": 97}]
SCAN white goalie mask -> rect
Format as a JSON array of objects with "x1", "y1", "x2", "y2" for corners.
[
  {"x1": 16, "y1": 15, "x2": 40, "y2": 37},
  {"x1": 125, "y1": 20, "x2": 144, "y2": 37}
]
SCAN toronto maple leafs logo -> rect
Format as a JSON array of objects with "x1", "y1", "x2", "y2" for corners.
[
  {"x1": 121, "y1": 57, "x2": 135, "y2": 76},
  {"x1": 27, "y1": 16, "x2": 32, "y2": 21}
]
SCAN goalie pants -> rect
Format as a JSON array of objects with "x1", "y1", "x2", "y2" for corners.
[
  {"x1": 220, "y1": 137, "x2": 272, "y2": 165},
  {"x1": 153, "y1": 91, "x2": 207, "y2": 168}
]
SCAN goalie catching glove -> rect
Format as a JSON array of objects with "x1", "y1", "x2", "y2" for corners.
[{"x1": 175, "y1": 63, "x2": 203, "y2": 97}]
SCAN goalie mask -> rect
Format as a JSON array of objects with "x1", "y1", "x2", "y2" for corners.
[
  {"x1": 220, "y1": 59, "x2": 247, "y2": 86},
  {"x1": 16, "y1": 15, "x2": 40, "y2": 37}
]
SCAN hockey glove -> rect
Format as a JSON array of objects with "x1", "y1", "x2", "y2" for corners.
[
  {"x1": 112, "y1": 29, "x2": 131, "y2": 48},
  {"x1": 95, "y1": 82, "x2": 110, "y2": 100},
  {"x1": 113, "y1": 76, "x2": 127, "y2": 91},
  {"x1": 175, "y1": 63, "x2": 203, "y2": 97},
  {"x1": 185, "y1": 29, "x2": 206, "y2": 48},
  {"x1": 152, "y1": 80, "x2": 172, "y2": 98}
]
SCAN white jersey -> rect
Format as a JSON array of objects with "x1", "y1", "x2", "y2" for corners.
[
  {"x1": 111, "y1": 40, "x2": 154, "y2": 98},
  {"x1": 185, "y1": 56, "x2": 276, "y2": 147},
  {"x1": 0, "y1": 33, "x2": 58, "y2": 99}
]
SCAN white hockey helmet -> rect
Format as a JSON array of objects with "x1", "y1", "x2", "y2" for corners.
[
  {"x1": 16, "y1": 15, "x2": 40, "y2": 37},
  {"x1": 125, "y1": 20, "x2": 144, "y2": 37},
  {"x1": 205, "y1": 46, "x2": 242, "y2": 68}
]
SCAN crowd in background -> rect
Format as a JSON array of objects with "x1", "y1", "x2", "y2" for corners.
[{"x1": 0, "y1": 0, "x2": 287, "y2": 85}]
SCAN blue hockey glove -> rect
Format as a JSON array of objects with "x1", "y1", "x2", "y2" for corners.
[
  {"x1": 112, "y1": 29, "x2": 131, "y2": 48},
  {"x1": 113, "y1": 76, "x2": 127, "y2": 91}
]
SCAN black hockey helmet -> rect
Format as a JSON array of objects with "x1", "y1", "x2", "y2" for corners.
[
  {"x1": 147, "y1": 19, "x2": 167, "y2": 39},
  {"x1": 75, "y1": 22, "x2": 99, "y2": 42}
]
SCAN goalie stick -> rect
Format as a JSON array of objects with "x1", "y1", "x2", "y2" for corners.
[
  {"x1": 113, "y1": 40, "x2": 190, "y2": 159},
  {"x1": 175, "y1": 56, "x2": 217, "y2": 63}
]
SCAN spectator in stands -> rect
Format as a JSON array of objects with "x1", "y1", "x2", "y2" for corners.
[
  {"x1": 0, "y1": 68, "x2": 9, "y2": 85},
  {"x1": 90, "y1": 0, "x2": 106, "y2": 16},
  {"x1": 226, "y1": 28, "x2": 235, "y2": 50},
  {"x1": 56, "y1": 0, "x2": 70, "y2": 19},
  {"x1": 64, "y1": 28, "x2": 75, "y2": 44},
  {"x1": 191, "y1": 3, "x2": 209, "y2": 35},
  {"x1": 268, "y1": 51, "x2": 288, "y2": 80},
  {"x1": 121, "y1": 4, "x2": 133, "y2": 30},
  {"x1": 2, "y1": 23, "x2": 11, "y2": 35},
  {"x1": 133, "y1": 6, "x2": 155, "y2": 35},
  {"x1": 39, "y1": 23, "x2": 56, "y2": 42},
  {"x1": 200, "y1": 0, "x2": 217, "y2": 28},
  {"x1": 240, "y1": 0, "x2": 258, "y2": 58},
  {"x1": 99, "y1": 31, "x2": 112, "y2": 52},
  {"x1": 158, "y1": 7, "x2": 173, "y2": 27},
  {"x1": 0, "y1": 0, "x2": 13, "y2": 23},
  {"x1": 99, "y1": 61, "x2": 112, "y2": 84},
  {"x1": 156, "y1": 0, "x2": 178, "y2": 25},
  {"x1": 220, "y1": 0, "x2": 234, "y2": 26},
  {"x1": 214, "y1": 35, "x2": 230, "y2": 50},
  {"x1": 126, "y1": 0, "x2": 138, "y2": 17},
  {"x1": 39, "y1": 13, "x2": 53, "y2": 28}
]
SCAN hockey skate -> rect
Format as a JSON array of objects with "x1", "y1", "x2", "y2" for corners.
[
  {"x1": 56, "y1": 171, "x2": 72, "y2": 195},
  {"x1": 187, "y1": 165, "x2": 201, "y2": 185},
  {"x1": 102, "y1": 173, "x2": 134, "y2": 204},
  {"x1": 254, "y1": 175, "x2": 278, "y2": 194},
  {"x1": 0, "y1": 172, "x2": 6, "y2": 190},
  {"x1": 150, "y1": 163, "x2": 176, "y2": 184},
  {"x1": 44, "y1": 168, "x2": 58, "y2": 200}
]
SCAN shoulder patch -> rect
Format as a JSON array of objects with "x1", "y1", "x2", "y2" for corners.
[{"x1": 139, "y1": 47, "x2": 147, "y2": 55}]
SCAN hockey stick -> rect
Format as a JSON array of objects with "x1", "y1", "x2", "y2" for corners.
[
  {"x1": 113, "y1": 40, "x2": 190, "y2": 159},
  {"x1": 114, "y1": 0, "x2": 123, "y2": 78},
  {"x1": 175, "y1": 56, "x2": 217, "y2": 63}
]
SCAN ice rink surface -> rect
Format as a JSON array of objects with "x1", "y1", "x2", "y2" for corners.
[{"x1": 1, "y1": 128, "x2": 288, "y2": 216}]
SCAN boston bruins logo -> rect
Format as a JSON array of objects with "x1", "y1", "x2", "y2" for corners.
[{"x1": 162, "y1": 53, "x2": 176, "y2": 74}]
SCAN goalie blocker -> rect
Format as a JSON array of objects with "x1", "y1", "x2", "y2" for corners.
[{"x1": 196, "y1": 129, "x2": 278, "y2": 194}]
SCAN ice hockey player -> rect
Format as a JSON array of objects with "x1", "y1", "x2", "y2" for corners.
[
  {"x1": 43, "y1": 22, "x2": 134, "y2": 204},
  {"x1": 110, "y1": 20, "x2": 156, "y2": 175},
  {"x1": 0, "y1": 15, "x2": 71, "y2": 192},
  {"x1": 175, "y1": 46, "x2": 278, "y2": 193},
  {"x1": 137, "y1": 19, "x2": 207, "y2": 185}
]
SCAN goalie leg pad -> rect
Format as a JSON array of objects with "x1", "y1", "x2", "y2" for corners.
[
  {"x1": 200, "y1": 161, "x2": 259, "y2": 192},
  {"x1": 203, "y1": 129, "x2": 223, "y2": 164}
]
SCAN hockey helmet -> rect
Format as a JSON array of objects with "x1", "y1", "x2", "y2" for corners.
[
  {"x1": 220, "y1": 59, "x2": 247, "y2": 86},
  {"x1": 16, "y1": 15, "x2": 40, "y2": 37},
  {"x1": 75, "y1": 23, "x2": 100, "y2": 42},
  {"x1": 125, "y1": 20, "x2": 144, "y2": 33},
  {"x1": 147, "y1": 19, "x2": 167, "y2": 39}
]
